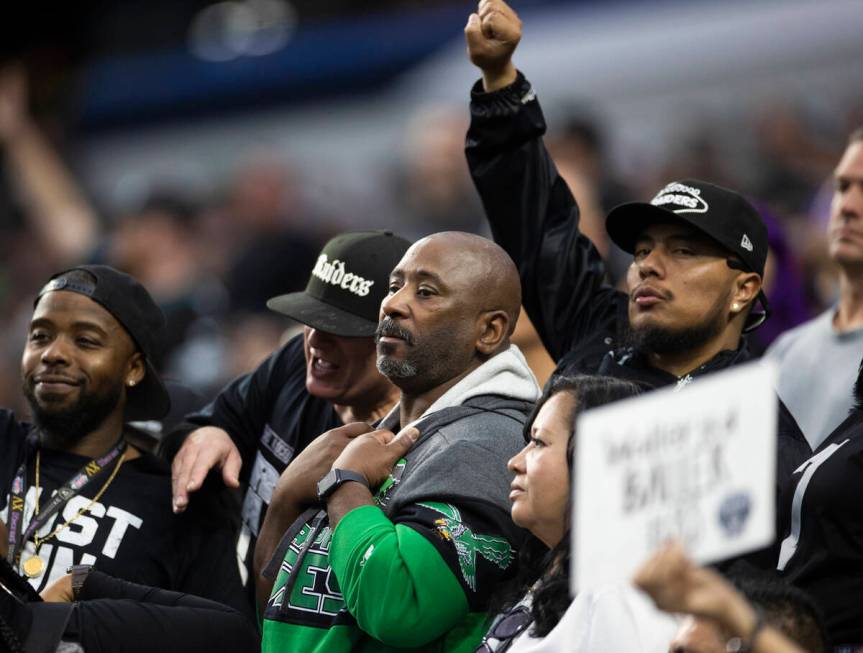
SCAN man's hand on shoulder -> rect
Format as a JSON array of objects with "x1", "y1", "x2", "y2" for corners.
[
  {"x1": 325, "y1": 426, "x2": 419, "y2": 528},
  {"x1": 276, "y1": 422, "x2": 375, "y2": 506},
  {"x1": 332, "y1": 426, "x2": 419, "y2": 490},
  {"x1": 465, "y1": 0, "x2": 521, "y2": 92},
  {"x1": 171, "y1": 426, "x2": 242, "y2": 513},
  {"x1": 253, "y1": 422, "x2": 375, "y2": 603}
]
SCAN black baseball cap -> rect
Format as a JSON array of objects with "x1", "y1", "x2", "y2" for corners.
[
  {"x1": 267, "y1": 230, "x2": 411, "y2": 337},
  {"x1": 35, "y1": 265, "x2": 171, "y2": 421},
  {"x1": 606, "y1": 179, "x2": 770, "y2": 331}
]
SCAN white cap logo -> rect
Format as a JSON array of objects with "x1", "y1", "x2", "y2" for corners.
[
  {"x1": 311, "y1": 254, "x2": 375, "y2": 297},
  {"x1": 651, "y1": 182, "x2": 709, "y2": 215},
  {"x1": 740, "y1": 234, "x2": 753, "y2": 252}
]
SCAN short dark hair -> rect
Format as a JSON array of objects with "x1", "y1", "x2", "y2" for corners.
[{"x1": 732, "y1": 576, "x2": 829, "y2": 653}]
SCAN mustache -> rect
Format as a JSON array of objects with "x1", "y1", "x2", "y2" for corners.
[
  {"x1": 375, "y1": 318, "x2": 415, "y2": 346},
  {"x1": 630, "y1": 285, "x2": 672, "y2": 302}
]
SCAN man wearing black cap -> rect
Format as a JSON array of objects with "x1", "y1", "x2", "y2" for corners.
[
  {"x1": 169, "y1": 230, "x2": 410, "y2": 603},
  {"x1": 0, "y1": 265, "x2": 244, "y2": 609},
  {"x1": 463, "y1": 0, "x2": 810, "y2": 559}
]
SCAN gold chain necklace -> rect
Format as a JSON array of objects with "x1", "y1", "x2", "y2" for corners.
[{"x1": 21, "y1": 449, "x2": 126, "y2": 578}]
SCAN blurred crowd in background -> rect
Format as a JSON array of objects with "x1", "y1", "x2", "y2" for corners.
[{"x1": 0, "y1": 0, "x2": 861, "y2": 420}]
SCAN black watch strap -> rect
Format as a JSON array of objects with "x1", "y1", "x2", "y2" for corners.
[{"x1": 317, "y1": 469, "x2": 369, "y2": 502}]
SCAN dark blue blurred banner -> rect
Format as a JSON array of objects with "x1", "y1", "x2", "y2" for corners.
[
  {"x1": 79, "y1": 3, "x2": 468, "y2": 129},
  {"x1": 76, "y1": 0, "x2": 587, "y2": 131}
]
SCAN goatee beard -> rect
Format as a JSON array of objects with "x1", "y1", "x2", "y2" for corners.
[
  {"x1": 626, "y1": 305, "x2": 727, "y2": 356},
  {"x1": 376, "y1": 356, "x2": 418, "y2": 379},
  {"x1": 23, "y1": 381, "x2": 123, "y2": 449},
  {"x1": 375, "y1": 317, "x2": 419, "y2": 379}
]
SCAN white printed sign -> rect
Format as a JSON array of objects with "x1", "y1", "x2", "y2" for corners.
[{"x1": 572, "y1": 361, "x2": 777, "y2": 592}]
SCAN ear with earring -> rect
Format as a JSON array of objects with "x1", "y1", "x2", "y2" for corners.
[
  {"x1": 127, "y1": 379, "x2": 137, "y2": 388},
  {"x1": 732, "y1": 303, "x2": 740, "y2": 313}
]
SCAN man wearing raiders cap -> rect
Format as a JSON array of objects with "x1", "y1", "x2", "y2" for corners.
[
  {"x1": 168, "y1": 230, "x2": 410, "y2": 605},
  {"x1": 463, "y1": 1, "x2": 810, "y2": 567},
  {"x1": 0, "y1": 265, "x2": 245, "y2": 610}
]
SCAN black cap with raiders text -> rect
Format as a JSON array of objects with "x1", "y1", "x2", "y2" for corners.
[
  {"x1": 267, "y1": 230, "x2": 411, "y2": 337},
  {"x1": 605, "y1": 179, "x2": 770, "y2": 330},
  {"x1": 35, "y1": 265, "x2": 171, "y2": 421},
  {"x1": 606, "y1": 179, "x2": 767, "y2": 275}
]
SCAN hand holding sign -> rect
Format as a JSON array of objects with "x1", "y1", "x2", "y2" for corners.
[
  {"x1": 633, "y1": 541, "x2": 748, "y2": 623},
  {"x1": 634, "y1": 542, "x2": 806, "y2": 653}
]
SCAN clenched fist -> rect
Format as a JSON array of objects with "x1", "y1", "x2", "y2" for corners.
[{"x1": 465, "y1": 0, "x2": 522, "y2": 91}]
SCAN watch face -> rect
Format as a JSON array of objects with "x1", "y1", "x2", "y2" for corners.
[{"x1": 316, "y1": 469, "x2": 339, "y2": 500}]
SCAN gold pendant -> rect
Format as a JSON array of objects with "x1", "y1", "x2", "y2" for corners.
[{"x1": 22, "y1": 554, "x2": 45, "y2": 578}]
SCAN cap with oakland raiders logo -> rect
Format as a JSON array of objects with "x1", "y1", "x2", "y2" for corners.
[
  {"x1": 267, "y1": 230, "x2": 411, "y2": 337},
  {"x1": 605, "y1": 179, "x2": 770, "y2": 331}
]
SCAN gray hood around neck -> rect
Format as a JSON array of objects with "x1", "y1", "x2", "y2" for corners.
[
  {"x1": 380, "y1": 344, "x2": 540, "y2": 431},
  {"x1": 378, "y1": 344, "x2": 540, "y2": 517}
]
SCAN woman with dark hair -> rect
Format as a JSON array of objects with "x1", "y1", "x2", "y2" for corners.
[{"x1": 476, "y1": 375, "x2": 678, "y2": 652}]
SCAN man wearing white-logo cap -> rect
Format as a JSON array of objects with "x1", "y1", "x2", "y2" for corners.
[
  {"x1": 167, "y1": 230, "x2": 410, "y2": 608},
  {"x1": 464, "y1": 0, "x2": 810, "y2": 568}
]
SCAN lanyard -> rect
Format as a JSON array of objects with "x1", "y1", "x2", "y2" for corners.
[{"x1": 5, "y1": 433, "x2": 127, "y2": 567}]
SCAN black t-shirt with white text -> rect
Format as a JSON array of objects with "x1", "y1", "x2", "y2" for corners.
[{"x1": 0, "y1": 409, "x2": 246, "y2": 614}]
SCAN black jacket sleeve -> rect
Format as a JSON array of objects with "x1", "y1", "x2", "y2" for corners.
[
  {"x1": 170, "y1": 482, "x2": 251, "y2": 618},
  {"x1": 465, "y1": 72, "x2": 626, "y2": 362},
  {"x1": 65, "y1": 570, "x2": 260, "y2": 653},
  {"x1": 169, "y1": 335, "x2": 305, "y2": 471}
]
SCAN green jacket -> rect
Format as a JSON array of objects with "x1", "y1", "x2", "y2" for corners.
[{"x1": 262, "y1": 349, "x2": 538, "y2": 652}]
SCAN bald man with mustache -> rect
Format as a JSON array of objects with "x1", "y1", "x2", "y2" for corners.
[{"x1": 256, "y1": 232, "x2": 541, "y2": 653}]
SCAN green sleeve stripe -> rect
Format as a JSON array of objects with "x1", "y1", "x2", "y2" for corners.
[{"x1": 330, "y1": 505, "x2": 468, "y2": 648}]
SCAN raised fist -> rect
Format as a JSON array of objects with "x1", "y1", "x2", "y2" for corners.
[{"x1": 465, "y1": 0, "x2": 521, "y2": 90}]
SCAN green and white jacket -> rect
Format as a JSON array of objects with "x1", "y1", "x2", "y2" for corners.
[{"x1": 261, "y1": 345, "x2": 540, "y2": 652}]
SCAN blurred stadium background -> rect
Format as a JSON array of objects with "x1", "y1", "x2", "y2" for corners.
[{"x1": 1, "y1": 0, "x2": 861, "y2": 420}]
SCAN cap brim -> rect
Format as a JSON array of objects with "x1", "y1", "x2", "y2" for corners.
[
  {"x1": 605, "y1": 202, "x2": 693, "y2": 253},
  {"x1": 267, "y1": 291, "x2": 377, "y2": 337},
  {"x1": 126, "y1": 359, "x2": 171, "y2": 421}
]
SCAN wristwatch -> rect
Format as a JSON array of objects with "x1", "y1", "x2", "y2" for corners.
[
  {"x1": 66, "y1": 564, "x2": 93, "y2": 600},
  {"x1": 316, "y1": 469, "x2": 369, "y2": 502}
]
